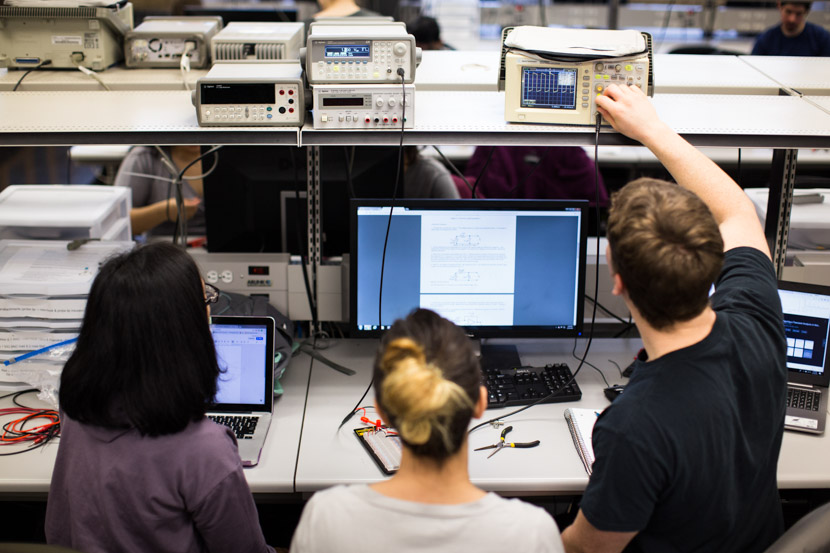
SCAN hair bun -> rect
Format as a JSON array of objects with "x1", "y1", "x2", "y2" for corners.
[
  {"x1": 380, "y1": 338, "x2": 473, "y2": 447},
  {"x1": 379, "y1": 337, "x2": 426, "y2": 374}
]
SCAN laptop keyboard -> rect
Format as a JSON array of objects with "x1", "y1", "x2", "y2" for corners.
[
  {"x1": 787, "y1": 387, "x2": 821, "y2": 412},
  {"x1": 208, "y1": 415, "x2": 259, "y2": 439},
  {"x1": 484, "y1": 363, "x2": 582, "y2": 408}
]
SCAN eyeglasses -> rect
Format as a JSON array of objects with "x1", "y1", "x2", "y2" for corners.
[{"x1": 204, "y1": 283, "x2": 220, "y2": 305}]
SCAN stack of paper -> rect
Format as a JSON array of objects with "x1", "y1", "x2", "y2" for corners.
[
  {"x1": 0, "y1": 185, "x2": 132, "y2": 242},
  {"x1": 0, "y1": 240, "x2": 132, "y2": 387}
]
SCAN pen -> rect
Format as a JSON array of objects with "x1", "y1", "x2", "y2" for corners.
[{"x1": 3, "y1": 337, "x2": 78, "y2": 366}]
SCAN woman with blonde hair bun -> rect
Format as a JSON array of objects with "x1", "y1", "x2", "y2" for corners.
[{"x1": 291, "y1": 308, "x2": 563, "y2": 553}]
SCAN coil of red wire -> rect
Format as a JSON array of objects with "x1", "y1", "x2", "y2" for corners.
[{"x1": 0, "y1": 389, "x2": 60, "y2": 456}]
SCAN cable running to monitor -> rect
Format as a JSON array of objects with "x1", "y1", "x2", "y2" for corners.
[
  {"x1": 469, "y1": 114, "x2": 605, "y2": 433},
  {"x1": 339, "y1": 69, "x2": 409, "y2": 428}
]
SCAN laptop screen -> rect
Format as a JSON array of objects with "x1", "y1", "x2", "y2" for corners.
[
  {"x1": 209, "y1": 317, "x2": 274, "y2": 409},
  {"x1": 778, "y1": 281, "x2": 830, "y2": 385}
]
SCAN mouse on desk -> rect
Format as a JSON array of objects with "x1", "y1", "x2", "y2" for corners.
[
  {"x1": 604, "y1": 384, "x2": 626, "y2": 402},
  {"x1": 622, "y1": 348, "x2": 648, "y2": 378}
]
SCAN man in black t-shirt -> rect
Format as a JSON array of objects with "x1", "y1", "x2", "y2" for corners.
[
  {"x1": 561, "y1": 85, "x2": 787, "y2": 553},
  {"x1": 751, "y1": 1, "x2": 830, "y2": 56}
]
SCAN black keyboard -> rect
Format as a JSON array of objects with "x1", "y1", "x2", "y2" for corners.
[
  {"x1": 483, "y1": 363, "x2": 582, "y2": 409},
  {"x1": 787, "y1": 387, "x2": 821, "y2": 412},
  {"x1": 208, "y1": 415, "x2": 259, "y2": 439}
]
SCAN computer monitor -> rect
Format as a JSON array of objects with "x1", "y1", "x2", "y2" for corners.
[
  {"x1": 203, "y1": 145, "x2": 398, "y2": 255},
  {"x1": 350, "y1": 198, "x2": 588, "y2": 338},
  {"x1": 183, "y1": 3, "x2": 298, "y2": 23}
]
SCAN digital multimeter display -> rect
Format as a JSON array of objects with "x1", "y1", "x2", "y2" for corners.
[
  {"x1": 201, "y1": 83, "x2": 275, "y2": 105},
  {"x1": 521, "y1": 67, "x2": 578, "y2": 110},
  {"x1": 325, "y1": 44, "x2": 371, "y2": 58}
]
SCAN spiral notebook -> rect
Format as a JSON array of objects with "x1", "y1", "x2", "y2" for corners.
[{"x1": 564, "y1": 408, "x2": 601, "y2": 475}]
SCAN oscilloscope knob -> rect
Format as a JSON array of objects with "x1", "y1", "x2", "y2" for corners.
[{"x1": 393, "y1": 42, "x2": 407, "y2": 57}]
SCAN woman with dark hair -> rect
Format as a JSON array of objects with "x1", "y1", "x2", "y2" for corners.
[
  {"x1": 45, "y1": 242, "x2": 273, "y2": 553},
  {"x1": 290, "y1": 308, "x2": 563, "y2": 553}
]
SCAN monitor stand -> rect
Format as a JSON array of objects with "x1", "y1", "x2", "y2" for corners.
[{"x1": 479, "y1": 343, "x2": 523, "y2": 372}]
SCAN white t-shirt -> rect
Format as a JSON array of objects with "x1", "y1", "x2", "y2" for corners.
[{"x1": 290, "y1": 484, "x2": 564, "y2": 553}]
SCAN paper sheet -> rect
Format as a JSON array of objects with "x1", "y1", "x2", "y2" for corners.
[
  {"x1": 0, "y1": 240, "x2": 132, "y2": 296},
  {"x1": 0, "y1": 298, "x2": 86, "y2": 320},
  {"x1": 0, "y1": 318, "x2": 82, "y2": 330},
  {"x1": 0, "y1": 331, "x2": 79, "y2": 353}
]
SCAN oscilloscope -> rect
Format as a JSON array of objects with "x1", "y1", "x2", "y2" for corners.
[{"x1": 502, "y1": 27, "x2": 653, "y2": 126}]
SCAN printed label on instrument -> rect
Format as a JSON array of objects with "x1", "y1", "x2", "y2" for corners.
[{"x1": 52, "y1": 35, "x2": 83, "y2": 45}]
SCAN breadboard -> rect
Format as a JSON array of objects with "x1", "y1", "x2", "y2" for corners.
[{"x1": 354, "y1": 426, "x2": 401, "y2": 475}]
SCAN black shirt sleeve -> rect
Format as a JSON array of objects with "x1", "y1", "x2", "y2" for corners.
[{"x1": 711, "y1": 247, "x2": 782, "y2": 337}]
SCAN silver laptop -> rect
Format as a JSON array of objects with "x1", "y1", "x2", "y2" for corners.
[
  {"x1": 778, "y1": 281, "x2": 830, "y2": 435},
  {"x1": 207, "y1": 316, "x2": 276, "y2": 466}
]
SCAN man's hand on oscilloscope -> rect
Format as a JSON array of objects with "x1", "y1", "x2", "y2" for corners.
[{"x1": 595, "y1": 84, "x2": 668, "y2": 148}]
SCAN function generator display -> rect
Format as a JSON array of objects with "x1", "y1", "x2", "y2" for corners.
[{"x1": 324, "y1": 44, "x2": 371, "y2": 58}]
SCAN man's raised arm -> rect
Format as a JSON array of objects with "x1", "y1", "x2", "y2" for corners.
[{"x1": 595, "y1": 84, "x2": 770, "y2": 258}]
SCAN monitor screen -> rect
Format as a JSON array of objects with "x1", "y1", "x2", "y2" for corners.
[
  {"x1": 182, "y1": 5, "x2": 298, "y2": 23},
  {"x1": 203, "y1": 146, "x2": 398, "y2": 255},
  {"x1": 350, "y1": 199, "x2": 588, "y2": 338}
]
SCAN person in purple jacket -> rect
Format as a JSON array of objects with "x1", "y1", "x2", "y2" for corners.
[{"x1": 46, "y1": 242, "x2": 274, "y2": 553}]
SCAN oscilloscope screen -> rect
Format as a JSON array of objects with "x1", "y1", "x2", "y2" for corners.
[{"x1": 520, "y1": 67, "x2": 578, "y2": 110}]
